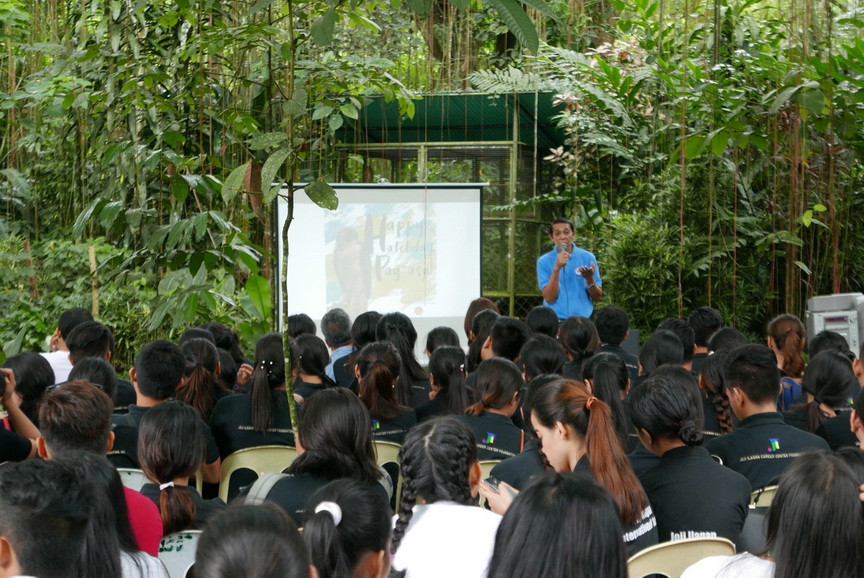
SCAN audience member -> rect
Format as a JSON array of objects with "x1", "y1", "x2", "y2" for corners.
[
  {"x1": 466, "y1": 308, "x2": 499, "y2": 372},
  {"x1": 40, "y1": 306, "x2": 92, "y2": 383},
  {"x1": 699, "y1": 351, "x2": 735, "y2": 438},
  {"x1": 480, "y1": 316, "x2": 531, "y2": 363},
  {"x1": 595, "y1": 305, "x2": 639, "y2": 380},
  {"x1": 415, "y1": 345, "x2": 472, "y2": 422},
  {"x1": 458, "y1": 358, "x2": 524, "y2": 460},
  {"x1": 321, "y1": 308, "x2": 353, "y2": 382},
  {"x1": 68, "y1": 356, "x2": 119, "y2": 403},
  {"x1": 557, "y1": 316, "x2": 599, "y2": 380},
  {"x1": 768, "y1": 314, "x2": 806, "y2": 409},
  {"x1": 199, "y1": 320, "x2": 247, "y2": 367},
  {"x1": 376, "y1": 312, "x2": 429, "y2": 407},
  {"x1": 704, "y1": 345, "x2": 829, "y2": 490},
  {"x1": 463, "y1": 297, "x2": 499, "y2": 341},
  {"x1": 784, "y1": 350, "x2": 857, "y2": 433},
  {"x1": 518, "y1": 334, "x2": 566, "y2": 381},
  {"x1": 638, "y1": 330, "x2": 684, "y2": 379},
  {"x1": 2, "y1": 352, "x2": 54, "y2": 426},
  {"x1": 355, "y1": 341, "x2": 416, "y2": 444},
  {"x1": 688, "y1": 306, "x2": 723, "y2": 373},
  {"x1": 583, "y1": 352, "x2": 634, "y2": 451},
  {"x1": 178, "y1": 327, "x2": 216, "y2": 346},
  {"x1": 847, "y1": 387, "x2": 864, "y2": 448},
  {"x1": 808, "y1": 329, "x2": 852, "y2": 359},
  {"x1": 707, "y1": 327, "x2": 748, "y2": 354},
  {"x1": 0, "y1": 367, "x2": 40, "y2": 462},
  {"x1": 657, "y1": 317, "x2": 696, "y2": 371},
  {"x1": 65, "y1": 320, "x2": 135, "y2": 412},
  {"x1": 176, "y1": 337, "x2": 230, "y2": 422},
  {"x1": 524, "y1": 305, "x2": 559, "y2": 338},
  {"x1": 292, "y1": 334, "x2": 338, "y2": 403},
  {"x1": 423, "y1": 325, "x2": 460, "y2": 357},
  {"x1": 336, "y1": 310, "x2": 382, "y2": 393},
  {"x1": 287, "y1": 313, "x2": 316, "y2": 338}
]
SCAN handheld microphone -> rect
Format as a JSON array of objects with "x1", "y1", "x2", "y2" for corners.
[{"x1": 558, "y1": 242, "x2": 569, "y2": 255}]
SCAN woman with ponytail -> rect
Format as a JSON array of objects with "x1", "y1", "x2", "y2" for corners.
[
  {"x1": 415, "y1": 346, "x2": 473, "y2": 422},
  {"x1": 699, "y1": 352, "x2": 735, "y2": 437},
  {"x1": 391, "y1": 417, "x2": 501, "y2": 578},
  {"x1": 304, "y1": 479, "x2": 391, "y2": 578},
  {"x1": 458, "y1": 358, "x2": 524, "y2": 460},
  {"x1": 784, "y1": 350, "x2": 857, "y2": 433},
  {"x1": 487, "y1": 377, "x2": 658, "y2": 554},
  {"x1": 582, "y1": 352, "x2": 635, "y2": 451},
  {"x1": 629, "y1": 373, "x2": 750, "y2": 544},
  {"x1": 293, "y1": 334, "x2": 338, "y2": 403},
  {"x1": 558, "y1": 316, "x2": 600, "y2": 380},
  {"x1": 768, "y1": 314, "x2": 806, "y2": 409},
  {"x1": 376, "y1": 312, "x2": 429, "y2": 407},
  {"x1": 175, "y1": 338, "x2": 230, "y2": 422},
  {"x1": 139, "y1": 401, "x2": 225, "y2": 533},
  {"x1": 354, "y1": 342, "x2": 416, "y2": 444}
]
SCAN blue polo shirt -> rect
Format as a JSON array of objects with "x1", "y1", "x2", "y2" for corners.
[{"x1": 536, "y1": 243, "x2": 601, "y2": 319}]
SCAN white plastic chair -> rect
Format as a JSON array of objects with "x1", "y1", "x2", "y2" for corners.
[
  {"x1": 627, "y1": 537, "x2": 736, "y2": 578},
  {"x1": 158, "y1": 530, "x2": 202, "y2": 578},
  {"x1": 117, "y1": 468, "x2": 147, "y2": 492},
  {"x1": 218, "y1": 445, "x2": 297, "y2": 502},
  {"x1": 749, "y1": 485, "x2": 778, "y2": 508}
]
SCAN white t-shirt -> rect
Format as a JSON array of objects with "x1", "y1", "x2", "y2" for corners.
[
  {"x1": 40, "y1": 349, "x2": 73, "y2": 384},
  {"x1": 122, "y1": 551, "x2": 170, "y2": 578},
  {"x1": 392, "y1": 501, "x2": 501, "y2": 578},
  {"x1": 682, "y1": 553, "x2": 774, "y2": 578}
]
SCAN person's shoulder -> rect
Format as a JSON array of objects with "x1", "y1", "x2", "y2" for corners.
[{"x1": 570, "y1": 245, "x2": 598, "y2": 260}]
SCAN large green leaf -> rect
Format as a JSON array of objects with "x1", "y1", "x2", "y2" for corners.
[
  {"x1": 488, "y1": 0, "x2": 540, "y2": 53},
  {"x1": 796, "y1": 88, "x2": 825, "y2": 115},
  {"x1": 245, "y1": 274, "x2": 271, "y2": 320},
  {"x1": 518, "y1": 0, "x2": 557, "y2": 18},
  {"x1": 261, "y1": 148, "x2": 291, "y2": 191},
  {"x1": 311, "y1": 8, "x2": 336, "y2": 46},
  {"x1": 222, "y1": 161, "x2": 250, "y2": 204},
  {"x1": 305, "y1": 181, "x2": 339, "y2": 210}
]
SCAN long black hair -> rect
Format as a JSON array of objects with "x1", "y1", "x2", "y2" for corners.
[
  {"x1": 248, "y1": 333, "x2": 290, "y2": 433},
  {"x1": 376, "y1": 312, "x2": 427, "y2": 406},
  {"x1": 638, "y1": 330, "x2": 684, "y2": 376},
  {"x1": 519, "y1": 335, "x2": 566, "y2": 380},
  {"x1": 629, "y1": 373, "x2": 704, "y2": 447},
  {"x1": 428, "y1": 346, "x2": 473, "y2": 415},
  {"x1": 582, "y1": 352, "x2": 631, "y2": 450},
  {"x1": 796, "y1": 350, "x2": 858, "y2": 432},
  {"x1": 356, "y1": 341, "x2": 403, "y2": 421}
]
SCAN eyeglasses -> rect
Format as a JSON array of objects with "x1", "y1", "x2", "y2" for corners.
[{"x1": 45, "y1": 382, "x2": 105, "y2": 393}]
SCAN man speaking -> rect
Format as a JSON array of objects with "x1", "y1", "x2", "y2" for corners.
[{"x1": 536, "y1": 217, "x2": 602, "y2": 319}]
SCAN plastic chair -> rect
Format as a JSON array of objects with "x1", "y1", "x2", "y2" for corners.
[
  {"x1": 218, "y1": 445, "x2": 297, "y2": 502},
  {"x1": 477, "y1": 460, "x2": 501, "y2": 507},
  {"x1": 627, "y1": 537, "x2": 736, "y2": 578},
  {"x1": 117, "y1": 468, "x2": 148, "y2": 492},
  {"x1": 736, "y1": 507, "x2": 768, "y2": 553},
  {"x1": 373, "y1": 440, "x2": 402, "y2": 509},
  {"x1": 159, "y1": 530, "x2": 202, "y2": 578},
  {"x1": 750, "y1": 485, "x2": 778, "y2": 508}
]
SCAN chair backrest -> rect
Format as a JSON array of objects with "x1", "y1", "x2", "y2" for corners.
[
  {"x1": 736, "y1": 507, "x2": 768, "y2": 554},
  {"x1": 477, "y1": 460, "x2": 502, "y2": 507},
  {"x1": 218, "y1": 445, "x2": 297, "y2": 502},
  {"x1": 373, "y1": 440, "x2": 402, "y2": 509},
  {"x1": 159, "y1": 530, "x2": 203, "y2": 578},
  {"x1": 117, "y1": 468, "x2": 148, "y2": 492},
  {"x1": 627, "y1": 537, "x2": 736, "y2": 578},
  {"x1": 750, "y1": 485, "x2": 778, "y2": 508}
]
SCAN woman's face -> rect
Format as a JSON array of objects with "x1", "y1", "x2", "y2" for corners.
[{"x1": 531, "y1": 412, "x2": 570, "y2": 473}]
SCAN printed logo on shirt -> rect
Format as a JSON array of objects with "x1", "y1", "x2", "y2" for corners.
[
  {"x1": 483, "y1": 432, "x2": 496, "y2": 445},
  {"x1": 372, "y1": 420, "x2": 381, "y2": 431},
  {"x1": 767, "y1": 438, "x2": 781, "y2": 453}
]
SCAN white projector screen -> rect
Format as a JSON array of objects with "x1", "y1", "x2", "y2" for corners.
[{"x1": 276, "y1": 183, "x2": 484, "y2": 359}]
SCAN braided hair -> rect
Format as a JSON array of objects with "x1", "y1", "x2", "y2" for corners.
[
  {"x1": 700, "y1": 352, "x2": 734, "y2": 434},
  {"x1": 391, "y1": 417, "x2": 478, "y2": 554}
]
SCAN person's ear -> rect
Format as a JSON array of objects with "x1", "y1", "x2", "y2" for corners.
[
  {"x1": 555, "y1": 421, "x2": 569, "y2": 440},
  {"x1": 583, "y1": 378, "x2": 593, "y2": 394},
  {"x1": 480, "y1": 337, "x2": 493, "y2": 360},
  {"x1": 106, "y1": 431, "x2": 115, "y2": 453},
  {"x1": 0, "y1": 534, "x2": 22, "y2": 576},
  {"x1": 853, "y1": 359, "x2": 864, "y2": 384},
  {"x1": 37, "y1": 437, "x2": 49, "y2": 459},
  {"x1": 429, "y1": 372, "x2": 437, "y2": 387},
  {"x1": 215, "y1": 361, "x2": 222, "y2": 377},
  {"x1": 851, "y1": 410, "x2": 863, "y2": 433},
  {"x1": 468, "y1": 460, "x2": 482, "y2": 497},
  {"x1": 308, "y1": 565, "x2": 319, "y2": 578},
  {"x1": 104, "y1": 350, "x2": 112, "y2": 361},
  {"x1": 354, "y1": 549, "x2": 390, "y2": 578},
  {"x1": 624, "y1": 379, "x2": 631, "y2": 397},
  {"x1": 637, "y1": 428, "x2": 653, "y2": 450},
  {"x1": 767, "y1": 336, "x2": 775, "y2": 350},
  {"x1": 129, "y1": 367, "x2": 138, "y2": 386},
  {"x1": 354, "y1": 364, "x2": 361, "y2": 381}
]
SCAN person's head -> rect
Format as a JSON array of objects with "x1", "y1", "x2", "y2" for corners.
[
  {"x1": 595, "y1": 306, "x2": 630, "y2": 346},
  {"x1": 759, "y1": 451, "x2": 864, "y2": 577},
  {"x1": 199, "y1": 321, "x2": 246, "y2": 364},
  {"x1": 178, "y1": 327, "x2": 216, "y2": 346},
  {"x1": 687, "y1": 307, "x2": 723, "y2": 348},
  {"x1": 724, "y1": 344, "x2": 781, "y2": 412},
  {"x1": 798, "y1": 350, "x2": 858, "y2": 432},
  {"x1": 196, "y1": 504, "x2": 312, "y2": 578},
  {"x1": 699, "y1": 351, "x2": 734, "y2": 434},
  {"x1": 138, "y1": 401, "x2": 206, "y2": 534},
  {"x1": 392, "y1": 417, "x2": 480, "y2": 554},
  {"x1": 518, "y1": 334, "x2": 566, "y2": 381},
  {"x1": 808, "y1": 330, "x2": 852, "y2": 359},
  {"x1": 424, "y1": 326, "x2": 460, "y2": 356},
  {"x1": 249, "y1": 333, "x2": 290, "y2": 433},
  {"x1": 582, "y1": 352, "x2": 631, "y2": 448},
  {"x1": 216, "y1": 349, "x2": 238, "y2": 391},
  {"x1": 519, "y1": 374, "x2": 563, "y2": 437},
  {"x1": 657, "y1": 318, "x2": 695, "y2": 363},
  {"x1": 767, "y1": 314, "x2": 806, "y2": 377},
  {"x1": 428, "y1": 346, "x2": 472, "y2": 415},
  {"x1": 629, "y1": 374, "x2": 704, "y2": 453},
  {"x1": 852, "y1": 387, "x2": 864, "y2": 446},
  {"x1": 484, "y1": 316, "x2": 531, "y2": 362},
  {"x1": 67, "y1": 357, "x2": 118, "y2": 402},
  {"x1": 466, "y1": 308, "x2": 500, "y2": 371},
  {"x1": 466, "y1": 358, "x2": 523, "y2": 417},
  {"x1": 37, "y1": 381, "x2": 114, "y2": 457},
  {"x1": 3, "y1": 352, "x2": 55, "y2": 424},
  {"x1": 57, "y1": 307, "x2": 94, "y2": 342},
  {"x1": 288, "y1": 313, "x2": 317, "y2": 339},
  {"x1": 130, "y1": 339, "x2": 186, "y2": 401},
  {"x1": 176, "y1": 337, "x2": 222, "y2": 421},
  {"x1": 526, "y1": 378, "x2": 647, "y2": 525},
  {"x1": 289, "y1": 388, "x2": 379, "y2": 485},
  {"x1": 548, "y1": 217, "x2": 575, "y2": 249},
  {"x1": 321, "y1": 308, "x2": 353, "y2": 349},
  {"x1": 464, "y1": 298, "x2": 499, "y2": 340},
  {"x1": 352, "y1": 311, "x2": 382, "y2": 350},
  {"x1": 304, "y1": 479, "x2": 391, "y2": 578},
  {"x1": 295, "y1": 334, "x2": 336, "y2": 387},
  {"x1": 65, "y1": 321, "x2": 115, "y2": 365},
  {"x1": 525, "y1": 306, "x2": 559, "y2": 338},
  {"x1": 0, "y1": 459, "x2": 92, "y2": 578},
  {"x1": 376, "y1": 312, "x2": 426, "y2": 405},
  {"x1": 707, "y1": 327, "x2": 749, "y2": 353},
  {"x1": 638, "y1": 330, "x2": 684, "y2": 376},
  {"x1": 487, "y1": 472, "x2": 626, "y2": 578},
  {"x1": 558, "y1": 316, "x2": 600, "y2": 365},
  {"x1": 356, "y1": 341, "x2": 402, "y2": 421}
]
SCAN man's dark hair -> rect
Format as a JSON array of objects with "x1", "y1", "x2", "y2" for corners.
[
  {"x1": 808, "y1": 330, "x2": 853, "y2": 359},
  {"x1": 57, "y1": 308, "x2": 94, "y2": 340},
  {"x1": 490, "y1": 317, "x2": 531, "y2": 362},
  {"x1": 39, "y1": 381, "x2": 114, "y2": 455},
  {"x1": 687, "y1": 307, "x2": 724, "y2": 347},
  {"x1": 134, "y1": 340, "x2": 186, "y2": 400},
  {"x1": 525, "y1": 306, "x2": 559, "y2": 338},
  {"x1": 65, "y1": 321, "x2": 114, "y2": 365},
  {"x1": 657, "y1": 318, "x2": 695, "y2": 363},
  {"x1": 67, "y1": 357, "x2": 119, "y2": 402},
  {"x1": 724, "y1": 344, "x2": 780, "y2": 404},
  {"x1": 595, "y1": 306, "x2": 630, "y2": 345},
  {"x1": 321, "y1": 308, "x2": 352, "y2": 347},
  {"x1": 0, "y1": 459, "x2": 92, "y2": 578},
  {"x1": 178, "y1": 327, "x2": 216, "y2": 346},
  {"x1": 549, "y1": 217, "x2": 574, "y2": 233},
  {"x1": 287, "y1": 314, "x2": 316, "y2": 338}
]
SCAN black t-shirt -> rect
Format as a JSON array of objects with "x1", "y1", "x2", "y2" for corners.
[
  {"x1": 628, "y1": 442, "x2": 661, "y2": 477},
  {"x1": 109, "y1": 404, "x2": 220, "y2": 469},
  {"x1": 209, "y1": 393, "x2": 295, "y2": 459},
  {"x1": 691, "y1": 352, "x2": 709, "y2": 375},
  {"x1": 599, "y1": 343, "x2": 640, "y2": 381},
  {"x1": 456, "y1": 412, "x2": 523, "y2": 460},
  {"x1": 638, "y1": 445, "x2": 751, "y2": 543},
  {"x1": 702, "y1": 394, "x2": 723, "y2": 438},
  {"x1": 114, "y1": 379, "x2": 136, "y2": 414},
  {"x1": 704, "y1": 412, "x2": 830, "y2": 490},
  {"x1": 371, "y1": 407, "x2": 417, "y2": 444},
  {"x1": 293, "y1": 380, "x2": 331, "y2": 402},
  {"x1": 0, "y1": 426, "x2": 32, "y2": 463},
  {"x1": 415, "y1": 390, "x2": 449, "y2": 422},
  {"x1": 139, "y1": 483, "x2": 226, "y2": 527},
  {"x1": 333, "y1": 354, "x2": 357, "y2": 392},
  {"x1": 409, "y1": 377, "x2": 432, "y2": 409},
  {"x1": 815, "y1": 411, "x2": 859, "y2": 450},
  {"x1": 488, "y1": 439, "x2": 546, "y2": 491}
]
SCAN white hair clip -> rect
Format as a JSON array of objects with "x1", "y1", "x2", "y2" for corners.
[
  {"x1": 159, "y1": 482, "x2": 175, "y2": 491},
  {"x1": 314, "y1": 501, "x2": 343, "y2": 526}
]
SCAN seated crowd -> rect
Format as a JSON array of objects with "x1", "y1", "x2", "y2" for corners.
[{"x1": 1, "y1": 302, "x2": 864, "y2": 578}]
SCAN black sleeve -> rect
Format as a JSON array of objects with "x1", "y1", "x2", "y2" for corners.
[
  {"x1": 0, "y1": 427, "x2": 32, "y2": 463},
  {"x1": 200, "y1": 420, "x2": 220, "y2": 463}
]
